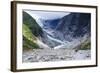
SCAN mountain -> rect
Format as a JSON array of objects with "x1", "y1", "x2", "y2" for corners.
[
  {"x1": 51, "y1": 13, "x2": 91, "y2": 49},
  {"x1": 23, "y1": 11, "x2": 43, "y2": 37},
  {"x1": 55, "y1": 13, "x2": 91, "y2": 38},
  {"x1": 40, "y1": 13, "x2": 91, "y2": 49},
  {"x1": 23, "y1": 11, "x2": 91, "y2": 50},
  {"x1": 23, "y1": 11, "x2": 51, "y2": 50},
  {"x1": 23, "y1": 11, "x2": 62, "y2": 49},
  {"x1": 23, "y1": 24, "x2": 39, "y2": 49}
]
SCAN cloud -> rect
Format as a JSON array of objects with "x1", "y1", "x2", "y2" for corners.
[{"x1": 24, "y1": 10, "x2": 70, "y2": 20}]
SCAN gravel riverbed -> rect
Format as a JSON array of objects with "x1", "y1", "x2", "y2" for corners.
[{"x1": 22, "y1": 48, "x2": 91, "y2": 63}]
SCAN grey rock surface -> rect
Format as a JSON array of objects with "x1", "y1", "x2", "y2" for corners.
[{"x1": 22, "y1": 49, "x2": 91, "y2": 63}]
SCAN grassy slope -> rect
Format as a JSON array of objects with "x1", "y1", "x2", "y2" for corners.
[
  {"x1": 23, "y1": 24, "x2": 39, "y2": 49},
  {"x1": 73, "y1": 38, "x2": 91, "y2": 50},
  {"x1": 23, "y1": 24, "x2": 36, "y2": 41},
  {"x1": 80, "y1": 39, "x2": 91, "y2": 50},
  {"x1": 23, "y1": 11, "x2": 43, "y2": 37},
  {"x1": 23, "y1": 11, "x2": 43, "y2": 50}
]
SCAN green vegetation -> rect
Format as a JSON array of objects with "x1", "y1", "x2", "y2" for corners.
[
  {"x1": 23, "y1": 11, "x2": 43, "y2": 37},
  {"x1": 23, "y1": 24, "x2": 36, "y2": 41},
  {"x1": 23, "y1": 11, "x2": 44, "y2": 50},
  {"x1": 73, "y1": 38, "x2": 91, "y2": 50},
  {"x1": 80, "y1": 41, "x2": 91, "y2": 50},
  {"x1": 23, "y1": 36, "x2": 39, "y2": 50},
  {"x1": 23, "y1": 24, "x2": 39, "y2": 49}
]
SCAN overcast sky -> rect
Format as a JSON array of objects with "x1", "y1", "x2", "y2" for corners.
[{"x1": 24, "y1": 10, "x2": 70, "y2": 20}]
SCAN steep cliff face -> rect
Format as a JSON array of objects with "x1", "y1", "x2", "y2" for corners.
[
  {"x1": 53, "y1": 13, "x2": 91, "y2": 41},
  {"x1": 40, "y1": 13, "x2": 91, "y2": 49}
]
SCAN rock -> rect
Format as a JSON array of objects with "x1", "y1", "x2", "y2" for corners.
[
  {"x1": 22, "y1": 49, "x2": 91, "y2": 63},
  {"x1": 73, "y1": 50, "x2": 91, "y2": 60}
]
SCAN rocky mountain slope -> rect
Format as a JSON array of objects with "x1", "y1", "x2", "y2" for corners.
[
  {"x1": 41, "y1": 13, "x2": 91, "y2": 49},
  {"x1": 23, "y1": 11, "x2": 50, "y2": 50},
  {"x1": 23, "y1": 11, "x2": 91, "y2": 50}
]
